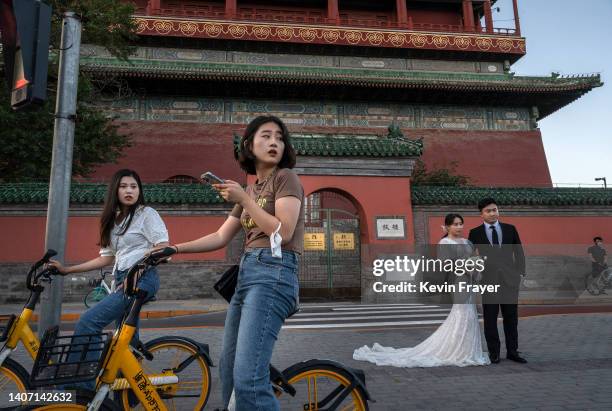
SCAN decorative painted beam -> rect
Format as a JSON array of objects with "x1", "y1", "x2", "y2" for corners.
[{"x1": 133, "y1": 17, "x2": 526, "y2": 56}]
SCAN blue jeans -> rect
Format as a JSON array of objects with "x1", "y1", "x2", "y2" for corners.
[
  {"x1": 68, "y1": 266, "x2": 160, "y2": 390},
  {"x1": 219, "y1": 249, "x2": 299, "y2": 411}
]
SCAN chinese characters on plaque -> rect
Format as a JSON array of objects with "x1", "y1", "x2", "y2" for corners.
[
  {"x1": 375, "y1": 217, "x2": 406, "y2": 239},
  {"x1": 304, "y1": 233, "x2": 326, "y2": 251},
  {"x1": 333, "y1": 233, "x2": 355, "y2": 250},
  {"x1": 303, "y1": 233, "x2": 356, "y2": 250}
]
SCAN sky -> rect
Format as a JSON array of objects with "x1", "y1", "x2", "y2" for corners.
[{"x1": 490, "y1": 0, "x2": 612, "y2": 187}]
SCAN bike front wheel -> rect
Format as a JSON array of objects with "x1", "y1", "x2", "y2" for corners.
[
  {"x1": 119, "y1": 338, "x2": 212, "y2": 411},
  {"x1": 0, "y1": 357, "x2": 31, "y2": 408},
  {"x1": 84, "y1": 287, "x2": 109, "y2": 308},
  {"x1": 277, "y1": 363, "x2": 369, "y2": 411}
]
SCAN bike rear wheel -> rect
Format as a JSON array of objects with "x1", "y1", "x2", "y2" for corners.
[
  {"x1": 277, "y1": 363, "x2": 369, "y2": 411},
  {"x1": 119, "y1": 338, "x2": 211, "y2": 411},
  {"x1": 84, "y1": 287, "x2": 109, "y2": 308}
]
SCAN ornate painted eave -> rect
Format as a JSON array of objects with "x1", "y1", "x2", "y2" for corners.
[
  {"x1": 411, "y1": 186, "x2": 612, "y2": 206},
  {"x1": 133, "y1": 16, "x2": 526, "y2": 60},
  {"x1": 80, "y1": 56, "x2": 601, "y2": 92},
  {"x1": 80, "y1": 56, "x2": 602, "y2": 118}
]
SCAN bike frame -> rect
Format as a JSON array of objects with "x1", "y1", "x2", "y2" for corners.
[
  {"x1": 102, "y1": 279, "x2": 114, "y2": 294},
  {"x1": 101, "y1": 271, "x2": 115, "y2": 294},
  {"x1": 0, "y1": 288, "x2": 43, "y2": 367},
  {"x1": 89, "y1": 291, "x2": 173, "y2": 411}
]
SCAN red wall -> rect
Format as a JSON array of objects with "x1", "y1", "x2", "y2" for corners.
[
  {"x1": 93, "y1": 122, "x2": 247, "y2": 183},
  {"x1": 301, "y1": 175, "x2": 414, "y2": 267},
  {"x1": 416, "y1": 129, "x2": 552, "y2": 187},
  {"x1": 247, "y1": 173, "x2": 414, "y2": 246},
  {"x1": 92, "y1": 122, "x2": 551, "y2": 188},
  {"x1": 410, "y1": 8, "x2": 462, "y2": 25},
  {"x1": 0, "y1": 215, "x2": 227, "y2": 263},
  {"x1": 426, "y1": 216, "x2": 612, "y2": 256}
]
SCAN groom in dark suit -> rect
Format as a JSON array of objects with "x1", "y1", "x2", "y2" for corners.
[{"x1": 468, "y1": 198, "x2": 527, "y2": 364}]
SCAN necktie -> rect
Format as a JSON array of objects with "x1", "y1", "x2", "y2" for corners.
[{"x1": 490, "y1": 225, "x2": 499, "y2": 247}]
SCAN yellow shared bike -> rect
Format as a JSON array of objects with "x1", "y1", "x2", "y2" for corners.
[
  {"x1": 0, "y1": 250, "x2": 58, "y2": 408},
  {"x1": 1, "y1": 250, "x2": 213, "y2": 410},
  {"x1": 18, "y1": 248, "x2": 372, "y2": 410}
]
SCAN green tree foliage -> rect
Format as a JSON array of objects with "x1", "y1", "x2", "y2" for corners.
[
  {"x1": 49, "y1": 0, "x2": 137, "y2": 60},
  {"x1": 385, "y1": 124, "x2": 469, "y2": 187},
  {"x1": 0, "y1": 0, "x2": 136, "y2": 181},
  {"x1": 411, "y1": 160, "x2": 471, "y2": 187},
  {"x1": 0, "y1": 83, "x2": 130, "y2": 180}
]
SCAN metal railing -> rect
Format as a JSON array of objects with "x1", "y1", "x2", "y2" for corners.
[{"x1": 136, "y1": 5, "x2": 518, "y2": 35}]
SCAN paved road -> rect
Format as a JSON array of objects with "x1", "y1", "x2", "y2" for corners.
[
  {"x1": 47, "y1": 302, "x2": 612, "y2": 331},
  {"x1": 5, "y1": 311, "x2": 612, "y2": 410},
  {"x1": 284, "y1": 303, "x2": 453, "y2": 329}
]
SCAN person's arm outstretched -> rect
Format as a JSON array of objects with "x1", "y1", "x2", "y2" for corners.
[{"x1": 174, "y1": 215, "x2": 243, "y2": 254}]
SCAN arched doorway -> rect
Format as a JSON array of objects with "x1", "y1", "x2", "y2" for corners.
[{"x1": 300, "y1": 190, "x2": 361, "y2": 300}]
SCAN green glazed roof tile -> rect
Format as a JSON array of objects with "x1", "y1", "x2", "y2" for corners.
[
  {"x1": 0, "y1": 183, "x2": 224, "y2": 205},
  {"x1": 2, "y1": 183, "x2": 611, "y2": 206},
  {"x1": 232, "y1": 133, "x2": 424, "y2": 157},
  {"x1": 411, "y1": 186, "x2": 612, "y2": 206},
  {"x1": 79, "y1": 56, "x2": 603, "y2": 92}
]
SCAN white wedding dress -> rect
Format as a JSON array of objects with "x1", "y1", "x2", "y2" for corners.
[{"x1": 353, "y1": 237, "x2": 490, "y2": 368}]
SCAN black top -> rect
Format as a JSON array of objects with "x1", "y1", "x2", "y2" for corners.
[
  {"x1": 468, "y1": 222, "x2": 526, "y2": 289},
  {"x1": 588, "y1": 245, "x2": 607, "y2": 264}
]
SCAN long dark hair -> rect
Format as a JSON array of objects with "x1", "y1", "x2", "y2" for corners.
[
  {"x1": 442, "y1": 213, "x2": 464, "y2": 238},
  {"x1": 99, "y1": 169, "x2": 145, "y2": 247},
  {"x1": 236, "y1": 115, "x2": 297, "y2": 175}
]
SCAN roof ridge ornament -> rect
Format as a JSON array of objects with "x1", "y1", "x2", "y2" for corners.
[{"x1": 387, "y1": 123, "x2": 404, "y2": 139}]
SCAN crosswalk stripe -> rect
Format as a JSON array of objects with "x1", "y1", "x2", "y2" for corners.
[
  {"x1": 286, "y1": 313, "x2": 450, "y2": 322},
  {"x1": 300, "y1": 303, "x2": 427, "y2": 309},
  {"x1": 331, "y1": 305, "x2": 444, "y2": 312},
  {"x1": 293, "y1": 308, "x2": 451, "y2": 317},
  {"x1": 283, "y1": 320, "x2": 445, "y2": 329}
]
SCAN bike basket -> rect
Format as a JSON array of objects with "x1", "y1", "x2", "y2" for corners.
[
  {"x1": 0, "y1": 314, "x2": 16, "y2": 342},
  {"x1": 30, "y1": 326, "x2": 112, "y2": 387}
]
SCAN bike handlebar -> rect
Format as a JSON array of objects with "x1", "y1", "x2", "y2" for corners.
[
  {"x1": 124, "y1": 247, "x2": 176, "y2": 297},
  {"x1": 26, "y1": 249, "x2": 59, "y2": 291}
]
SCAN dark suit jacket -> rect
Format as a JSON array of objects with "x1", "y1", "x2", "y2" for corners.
[{"x1": 468, "y1": 222, "x2": 526, "y2": 290}]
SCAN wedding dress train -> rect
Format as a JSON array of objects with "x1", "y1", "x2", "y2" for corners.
[{"x1": 353, "y1": 238, "x2": 490, "y2": 368}]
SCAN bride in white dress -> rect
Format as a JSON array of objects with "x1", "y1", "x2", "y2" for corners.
[{"x1": 354, "y1": 213, "x2": 490, "y2": 368}]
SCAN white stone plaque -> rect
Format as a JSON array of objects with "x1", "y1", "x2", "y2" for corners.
[{"x1": 376, "y1": 217, "x2": 406, "y2": 239}]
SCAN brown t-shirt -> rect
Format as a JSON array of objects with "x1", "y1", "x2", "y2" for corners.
[{"x1": 230, "y1": 168, "x2": 305, "y2": 254}]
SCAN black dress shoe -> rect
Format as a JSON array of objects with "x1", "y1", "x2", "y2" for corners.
[
  {"x1": 489, "y1": 353, "x2": 500, "y2": 363},
  {"x1": 507, "y1": 353, "x2": 528, "y2": 363}
]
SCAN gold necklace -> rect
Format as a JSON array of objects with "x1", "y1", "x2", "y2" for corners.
[{"x1": 257, "y1": 167, "x2": 277, "y2": 185}]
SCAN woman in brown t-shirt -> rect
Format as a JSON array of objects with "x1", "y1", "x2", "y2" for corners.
[{"x1": 168, "y1": 115, "x2": 304, "y2": 411}]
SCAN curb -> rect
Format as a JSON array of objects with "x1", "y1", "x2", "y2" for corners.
[{"x1": 30, "y1": 308, "x2": 224, "y2": 322}]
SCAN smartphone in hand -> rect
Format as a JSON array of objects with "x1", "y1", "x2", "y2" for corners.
[{"x1": 201, "y1": 171, "x2": 225, "y2": 185}]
